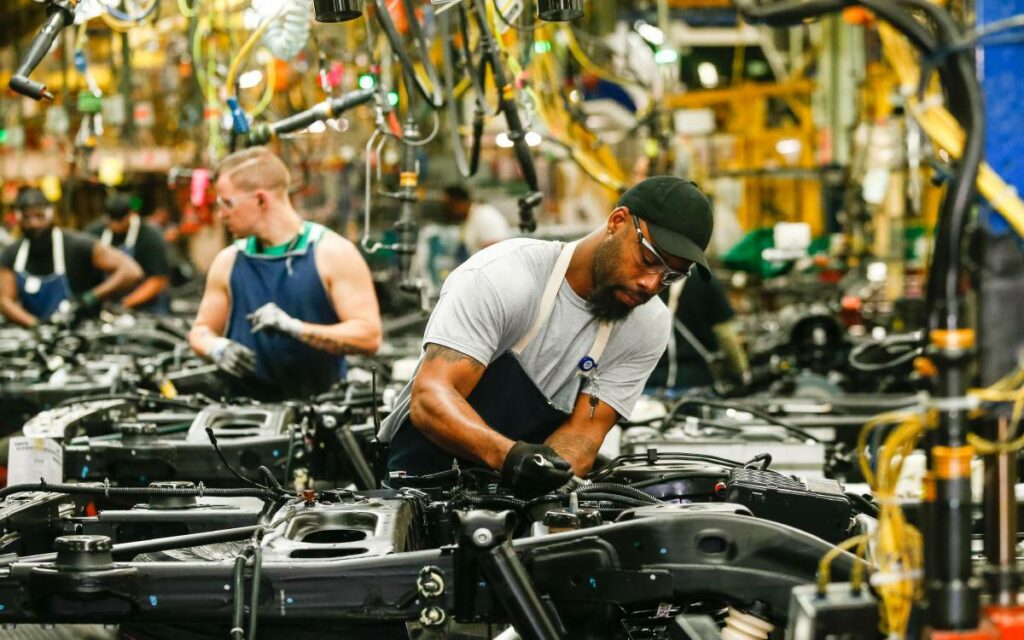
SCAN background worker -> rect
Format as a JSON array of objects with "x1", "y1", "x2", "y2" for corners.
[
  {"x1": 188, "y1": 147, "x2": 383, "y2": 400},
  {"x1": 87, "y1": 192, "x2": 173, "y2": 314},
  {"x1": 0, "y1": 186, "x2": 142, "y2": 327}
]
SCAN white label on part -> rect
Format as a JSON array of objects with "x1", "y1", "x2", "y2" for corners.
[{"x1": 7, "y1": 437, "x2": 63, "y2": 487}]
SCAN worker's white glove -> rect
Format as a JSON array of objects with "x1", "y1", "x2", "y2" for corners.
[
  {"x1": 208, "y1": 337, "x2": 257, "y2": 378},
  {"x1": 247, "y1": 302, "x2": 303, "y2": 339}
]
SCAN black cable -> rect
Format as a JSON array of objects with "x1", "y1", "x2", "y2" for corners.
[
  {"x1": 440, "y1": 5, "x2": 486, "y2": 178},
  {"x1": 665, "y1": 398, "x2": 820, "y2": 443},
  {"x1": 845, "y1": 492, "x2": 880, "y2": 518},
  {"x1": 205, "y1": 427, "x2": 275, "y2": 493},
  {"x1": 370, "y1": 366, "x2": 382, "y2": 433},
  {"x1": 848, "y1": 333, "x2": 925, "y2": 372}
]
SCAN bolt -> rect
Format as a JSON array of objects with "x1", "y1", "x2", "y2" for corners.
[
  {"x1": 472, "y1": 527, "x2": 493, "y2": 547},
  {"x1": 419, "y1": 605, "x2": 446, "y2": 627}
]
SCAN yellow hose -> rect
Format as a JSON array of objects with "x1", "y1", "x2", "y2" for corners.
[
  {"x1": 817, "y1": 534, "x2": 869, "y2": 594},
  {"x1": 225, "y1": 5, "x2": 286, "y2": 99}
]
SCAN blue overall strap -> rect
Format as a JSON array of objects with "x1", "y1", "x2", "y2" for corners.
[
  {"x1": 14, "y1": 228, "x2": 73, "y2": 321},
  {"x1": 99, "y1": 214, "x2": 141, "y2": 257},
  {"x1": 226, "y1": 223, "x2": 346, "y2": 399}
]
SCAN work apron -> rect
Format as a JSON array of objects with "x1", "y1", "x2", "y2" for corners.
[
  {"x1": 14, "y1": 229, "x2": 72, "y2": 321},
  {"x1": 225, "y1": 223, "x2": 347, "y2": 401},
  {"x1": 100, "y1": 215, "x2": 169, "y2": 315},
  {"x1": 388, "y1": 241, "x2": 613, "y2": 475}
]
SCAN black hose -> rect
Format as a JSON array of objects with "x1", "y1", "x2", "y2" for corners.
[
  {"x1": 890, "y1": 0, "x2": 983, "y2": 332},
  {"x1": 628, "y1": 471, "x2": 726, "y2": 489},
  {"x1": 0, "y1": 482, "x2": 275, "y2": 501},
  {"x1": 459, "y1": 494, "x2": 528, "y2": 510},
  {"x1": 371, "y1": 0, "x2": 443, "y2": 108},
  {"x1": 248, "y1": 544, "x2": 263, "y2": 640},
  {"x1": 574, "y1": 483, "x2": 661, "y2": 504},
  {"x1": 737, "y1": 0, "x2": 846, "y2": 26},
  {"x1": 231, "y1": 553, "x2": 248, "y2": 640},
  {"x1": 578, "y1": 492, "x2": 652, "y2": 508}
]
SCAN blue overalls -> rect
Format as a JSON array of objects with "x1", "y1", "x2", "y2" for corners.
[
  {"x1": 13, "y1": 228, "x2": 73, "y2": 321},
  {"x1": 387, "y1": 241, "x2": 614, "y2": 475},
  {"x1": 225, "y1": 222, "x2": 346, "y2": 400},
  {"x1": 100, "y1": 215, "x2": 170, "y2": 314}
]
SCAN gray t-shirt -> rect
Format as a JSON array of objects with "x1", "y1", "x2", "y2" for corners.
[{"x1": 378, "y1": 238, "x2": 672, "y2": 441}]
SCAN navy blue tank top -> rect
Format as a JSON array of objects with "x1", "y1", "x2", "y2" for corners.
[{"x1": 226, "y1": 222, "x2": 346, "y2": 399}]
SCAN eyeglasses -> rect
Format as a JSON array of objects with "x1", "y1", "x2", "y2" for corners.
[
  {"x1": 215, "y1": 192, "x2": 258, "y2": 210},
  {"x1": 631, "y1": 214, "x2": 691, "y2": 285}
]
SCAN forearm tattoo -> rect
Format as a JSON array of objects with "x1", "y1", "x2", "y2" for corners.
[
  {"x1": 300, "y1": 330, "x2": 355, "y2": 354},
  {"x1": 546, "y1": 430, "x2": 599, "y2": 467},
  {"x1": 423, "y1": 343, "x2": 485, "y2": 372}
]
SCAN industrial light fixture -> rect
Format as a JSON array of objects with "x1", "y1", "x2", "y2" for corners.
[
  {"x1": 537, "y1": 0, "x2": 583, "y2": 22},
  {"x1": 635, "y1": 21, "x2": 665, "y2": 46},
  {"x1": 313, "y1": 0, "x2": 363, "y2": 22},
  {"x1": 238, "y1": 70, "x2": 263, "y2": 89},
  {"x1": 654, "y1": 49, "x2": 679, "y2": 65},
  {"x1": 775, "y1": 138, "x2": 802, "y2": 156},
  {"x1": 697, "y1": 61, "x2": 719, "y2": 88}
]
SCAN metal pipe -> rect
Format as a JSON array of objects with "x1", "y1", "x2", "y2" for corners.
[
  {"x1": 983, "y1": 416, "x2": 1019, "y2": 606},
  {"x1": 7, "y1": 524, "x2": 264, "y2": 566}
]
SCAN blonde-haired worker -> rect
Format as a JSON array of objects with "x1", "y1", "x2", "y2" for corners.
[{"x1": 188, "y1": 147, "x2": 382, "y2": 400}]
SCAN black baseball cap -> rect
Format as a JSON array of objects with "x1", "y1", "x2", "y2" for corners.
[
  {"x1": 14, "y1": 186, "x2": 50, "y2": 210},
  {"x1": 105, "y1": 193, "x2": 134, "y2": 220},
  {"x1": 617, "y1": 176, "x2": 713, "y2": 282}
]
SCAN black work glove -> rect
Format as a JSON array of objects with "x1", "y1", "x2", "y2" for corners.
[
  {"x1": 500, "y1": 441, "x2": 573, "y2": 499},
  {"x1": 209, "y1": 337, "x2": 258, "y2": 378},
  {"x1": 49, "y1": 291, "x2": 101, "y2": 326}
]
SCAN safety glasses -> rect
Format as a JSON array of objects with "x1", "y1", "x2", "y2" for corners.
[{"x1": 630, "y1": 214, "x2": 691, "y2": 285}]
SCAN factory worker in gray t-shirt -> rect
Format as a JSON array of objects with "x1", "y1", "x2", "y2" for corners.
[{"x1": 379, "y1": 176, "x2": 716, "y2": 498}]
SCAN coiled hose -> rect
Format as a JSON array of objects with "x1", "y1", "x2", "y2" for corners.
[{"x1": 262, "y1": 0, "x2": 311, "y2": 60}]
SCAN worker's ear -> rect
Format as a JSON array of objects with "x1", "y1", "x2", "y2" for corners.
[{"x1": 607, "y1": 206, "x2": 630, "y2": 235}]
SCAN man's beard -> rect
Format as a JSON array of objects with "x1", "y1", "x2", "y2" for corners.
[
  {"x1": 585, "y1": 234, "x2": 649, "y2": 322},
  {"x1": 22, "y1": 226, "x2": 51, "y2": 242}
]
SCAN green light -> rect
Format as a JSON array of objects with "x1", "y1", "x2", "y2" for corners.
[
  {"x1": 358, "y1": 74, "x2": 375, "y2": 90},
  {"x1": 0, "y1": 129, "x2": 7, "y2": 145},
  {"x1": 654, "y1": 48, "x2": 678, "y2": 64},
  {"x1": 534, "y1": 40, "x2": 551, "y2": 54},
  {"x1": 387, "y1": 91, "x2": 399, "y2": 106}
]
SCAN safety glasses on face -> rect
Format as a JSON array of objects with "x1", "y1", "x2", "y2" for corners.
[
  {"x1": 215, "y1": 192, "x2": 259, "y2": 210},
  {"x1": 630, "y1": 214, "x2": 691, "y2": 285}
]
